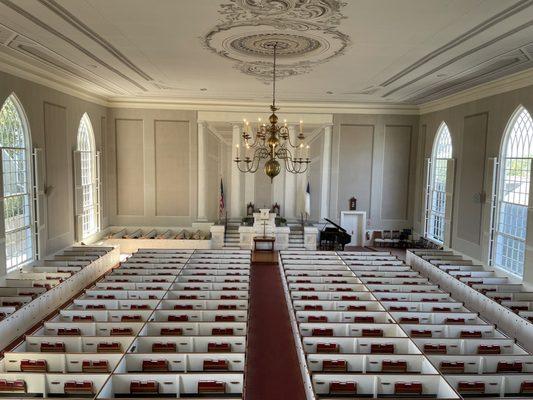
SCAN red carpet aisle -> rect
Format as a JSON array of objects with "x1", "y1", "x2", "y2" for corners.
[{"x1": 245, "y1": 263, "x2": 307, "y2": 400}]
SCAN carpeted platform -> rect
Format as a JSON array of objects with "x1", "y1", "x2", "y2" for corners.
[{"x1": 244, "y1": 262, "x2": 306, "y2": 400}]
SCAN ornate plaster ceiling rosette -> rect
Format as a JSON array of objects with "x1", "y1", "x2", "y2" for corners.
[{"x1": 203, "y1": 0, "x2": 349, "y2": 82}]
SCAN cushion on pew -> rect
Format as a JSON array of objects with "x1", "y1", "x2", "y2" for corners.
[
  {"x1": 121, "y1": 315, "x2": 142, "y2": 322},
  {"x1": 221, "y1": 295, "x2": 238, "y2": 300},
  {"x1": 341, "y1": 296, "x2": 358, "y2": 301},
  {"x1": 301, "y1": 295, "x2": 319, "y2": 300},
  {"x1": 130, "y1": 304, "x2": 150, "y2": 310},
  {"x1": 142, "y1": 360, "x2": 169, "y2": 372},
  {"x1": 457, "y1": 381, "x2": 485, "y2": 394},
  {"x1": 82, "y1": 360, "x2": 109, "y2": 373},
  {"x1": 460, "y1": 330, "x2": 482, "y2": 338},
  {"x1": 390, "y1": 306, "x2": 408, "y2": 311},
  {"x1": 168, "y1": 314, "x2": 189, "y2": 322},
  {"x1": 2, "y1": 301, "x2": 22, "y2": 308},
  {"x1": 41, "y1": 342, "x2": 65, "y2": 352},
  {"x1": 152, "y1": 342, "x2": 177, "y2": 352},
  {"x1": 179, "y1": 295, "x2": 198, "y2": 299},
  {"x1": 208, "y1": 342, "x2": 231, "y2": 352},
  {"x1": 354, "y1": 316, "x2": 374, "y2": 323},
  {"x1": 145, "y1": 286, "x2": 163, "y2": 291},
  {"x1": 215, "y1": 315, "x2": 236, "y2": 322},
  {"x1": 73, "y1": 315, "x2": 94, "y2": 322},
  {"x1": 0, "y1": 380, "x2": 26, "y2": 392},
  {"x1": 497, "y1": 361, "x2": 522, "y2": 373},
  {"x1": 382, "y1": 360, "x2": 408, "y2": 373},
  {"x1": 520, "y1": 381, "x2": 533, "y2": 394},
  {"x1": 218, "y1": 305, "x2": 237, "y2": 310},
  {"x1": 477, "y1": 345, "x2": 500, "y2": 354},
  {"x1": 362, "y1": 329, "x2": 383, "y2": 337},
  {"x1": 304, "y1": 305, "x2": 323, "y2": 311},
  {"x1": 322, "y1": 360, "x2": 347, "y2": 372},
  {"x1": 433, "y1": 307, "x2": 451, "y2": 312},
  {"x1": 296, "y1": 280, "x2": 311, "y2": 283},
  {"x1": 308, "y1": 316, "x2": 328, "y2": 323},
  {"x1": 174, "y1": 304, "x2": 194, "y2": 310},
  {"x1": 160, "y1": 328, "x2": 183, "y2": 336},
  {"x1": 203, "y1": 359, "x2": 229, "y2": 371},
  {"x1": 370, "y1": 344, "x2": 394, "y2": 354},
  {"x1": 399, "y1": 317, "x2": 419, "y2": 324},
  {"x1": 440, "y1": 361, "x2": 465, "y2": 374},
  {"x1": 423, "y1": 344, "x2": 446, "y2": 354},
  {"x1": 445, "y1": 318, "x2": 465, "y2": 324},
  {"x1": 111, "y1": 328, "x2": 133, "y2": 336},
  {"x1": 198, "y1": 381, "x2": 226, "y2": 394},
  {"x1": 410, "y1": 329, "x2": 432, "y2": 338},
  {"x1": 64, "y1": 381, "x2": 93, "y2": 394},
  {"x1": 395, "y1": 382, "x2": 422, "y2": 395},
  {"x1": 58, "y1": 328, "x2": 80, "y2": 336},
  {"x1": 348, "y1": 305, "x2": 366, "y2": 311},
  {"x1": 212, "y1": 328, "x2": 234, "y2": 336},
  {"x1": 20, "y1": 359, "x2": 47, "y2": 372},
  {"x1": 97, "y1": 295, "x2": 115, "y2": 299},
  {"x1": 336, "y1": 288, "x2": 351, "y2": 292},
  {"x1": 97, "y1": 342, "x2": 122, "y2": 353},
  {"x1": 317, "y1": 343, "x2": 339, "y2": 353},
  {"x1": 312, "y1": 328, "x2": 333, "y2": 337},
  {"x1": 87, "y1": 304, "x2": 106, "y2": 309},
  {"x1": 130, "y1": 381, "x2": 159, "y2": 394},
  {"x1": 329, "y1": 381, "x2": 357, "y2": 395}
]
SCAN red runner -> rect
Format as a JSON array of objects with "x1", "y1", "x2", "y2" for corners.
[{"x1": 245, "y1": 263, "x2": 306, "y2": 399}]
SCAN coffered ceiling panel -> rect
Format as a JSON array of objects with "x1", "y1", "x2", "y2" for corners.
[{"x1": 0, "y1": 0, "x2": 531, "y2": 105}]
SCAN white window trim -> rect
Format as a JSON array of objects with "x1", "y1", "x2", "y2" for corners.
[{"x1": 0, "y1": 94, "x2": 36, "y2": 273}]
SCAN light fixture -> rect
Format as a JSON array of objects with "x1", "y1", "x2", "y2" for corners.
[{"x1": 234, "y1": 42, "x2": 310, "y2": 181}]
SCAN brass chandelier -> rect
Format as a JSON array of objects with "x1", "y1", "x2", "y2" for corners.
[{"x1": 234, "y1": 42, "x2": 310, "y2": 182}]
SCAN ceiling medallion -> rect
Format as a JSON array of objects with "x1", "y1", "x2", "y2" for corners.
[{"x1": 203, "y1": 0, "x2": 349, "y2": 82}]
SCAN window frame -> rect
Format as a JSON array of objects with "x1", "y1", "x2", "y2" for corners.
[
  {"x1": 425, "y1": 122, "x2": 453, "y2": 244},
  {"x1": 0, "y1": 94, "x2": 36, "y2": 273},
  {"x1": 491, "y1": 106, "x2": 533, "y2": 278},
  {"x1": 76, "y1": 113, "x2": 99, "y2": 240}
]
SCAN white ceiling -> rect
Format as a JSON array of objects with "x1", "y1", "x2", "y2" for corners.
[{"x1": 0, "y1": 0, "x2": 532, "y2": 107}]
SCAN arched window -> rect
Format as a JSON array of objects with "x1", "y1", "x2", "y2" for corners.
[
  {"x1": 0, "y1": 95, "x2": 34, "y2": 272},
  {"x1": 492, "y1": 107, "x2": 533, "y2": 277},
  {"x1": 77, "y1": 114, "x2": 98, "y2": 239},
  {"x1": 426, "y1": 123, "x2": 453, "y2": 243}
]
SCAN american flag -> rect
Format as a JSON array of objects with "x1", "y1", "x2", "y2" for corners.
[{"x1": 219, "y1": 178, "x2": 225, "y2": 217}]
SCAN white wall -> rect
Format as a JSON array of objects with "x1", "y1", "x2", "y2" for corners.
[{"x1": 0, "y1": 70, "x2": 107, "y2": 267}]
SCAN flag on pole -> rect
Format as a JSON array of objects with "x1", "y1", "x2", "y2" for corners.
[
  {"x1": 219, "y1": 178, "x2": 225, "y2": 218},
  {"x1": 305, "y1": 181, "x2": 311, "y2": 216}
]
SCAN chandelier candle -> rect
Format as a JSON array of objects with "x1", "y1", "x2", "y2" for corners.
[{"x1": 234, "y1": 42, "x2": 310, "y2": 181}]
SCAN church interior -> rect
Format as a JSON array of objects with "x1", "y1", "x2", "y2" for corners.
[{"x1": 0, "y1": 0, "x2": 532, "y2": 399}]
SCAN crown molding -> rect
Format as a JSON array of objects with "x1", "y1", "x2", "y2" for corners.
[
  {"x1": 108, "y1": 97, "x2": 419, "y2": 115},
  {"x1": 418, "y1": 67, "x2": 533, "y2": 115},
  {"x1": 0, "y1": 52, "x2": 109, "y2": 107},
  {"x1": 1, "y1": 50, "x2": 532, "y2": 116}
]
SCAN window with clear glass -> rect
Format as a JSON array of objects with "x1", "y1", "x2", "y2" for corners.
[
  {"x1": 77, "y1": 114, "x2": 98, "y2": 239},
  {"x1": 493, "y1": 107, "x2": 533, "y2": 277},
  {"x1": 426, "y1": 123, "x2": 452, "y2": 243},
  {"x1": 0, "y1": 95, "x2": 34, "y2": 272}
]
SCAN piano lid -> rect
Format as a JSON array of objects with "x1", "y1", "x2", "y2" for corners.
[{"x1": 323, "y1": 218, "x2": 347, "y2": 233}]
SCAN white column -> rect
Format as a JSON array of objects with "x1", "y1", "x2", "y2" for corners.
[
  {"x1": 197, "y1": 121, "x2": 208, "y2": 221},
  {"x1": 244, "y1": 170, "x2": 255, "y2": 210},
  {"x1": 284, "y1": 125, "x2": 297, "y2": 220},
  {"x1": 231, "y1": 124, "x2": 242, "y2": 219},
  {"x1": 320, "y1": 124, "x2": 333, "y2": 221}
]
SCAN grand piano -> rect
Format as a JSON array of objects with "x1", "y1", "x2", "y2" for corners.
[{"x1": 319, "y1": 218, "x2": 351, "y2": 250}]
